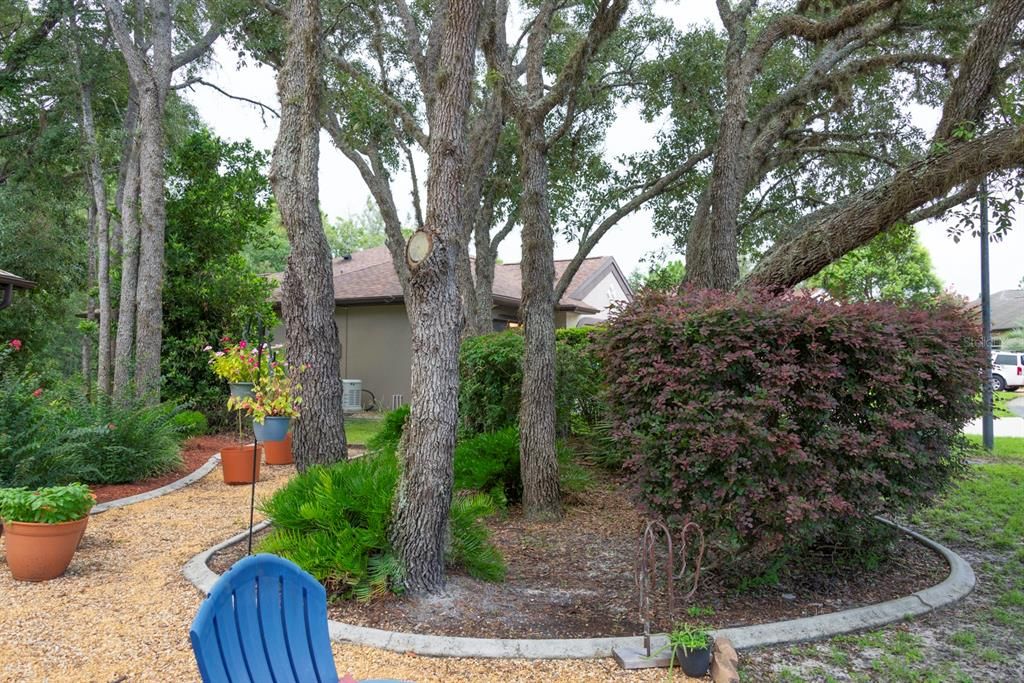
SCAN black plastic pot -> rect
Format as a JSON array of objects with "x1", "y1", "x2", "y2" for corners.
[{"x1": 674, "y1": 643, "x2": 713, "y2": 677}]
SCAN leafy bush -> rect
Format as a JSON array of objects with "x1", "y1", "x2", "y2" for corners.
[
  {"x1": 459, "y1": 328, "x2": 606, "y2": 438},
  {"x1": 453, "y1": 427, "x2": 522, "y2": 505},
  {"x1": 0, "y1": 348, "x2": 184, "y2": 487},
  {"x1": 0, "y1": 483, "x2": 94, "y2": 523},
  {"x1": 599, "y1": 289, "x2": 982, "y2": 571},
  {"x1": 259, "y1": 451, "x2": 504, "y2": 600},
  {"x1": 366, "y1": 404, "x2": 410, "y2": 453},
  {"x1": 171, "y1": 410, "x2": 208, "y2": 438}
]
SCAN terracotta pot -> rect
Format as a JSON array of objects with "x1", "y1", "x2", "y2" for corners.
[
  {"x1": 264, "y1": 433, "x2": 293, "y2": 465},
  {"x1": 221, "y1": 444, "x2": 262, "y2": 485},
  {"x1": 3, "y1": 517, "x2": 89, "y2": 581}
]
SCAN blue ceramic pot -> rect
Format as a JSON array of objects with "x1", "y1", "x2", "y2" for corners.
[
  {"x1": 253, "y1": 416, "x2": 291, "y2": 442},
  {"x1": 228, "y1": 382, "x2": 255, "y2": 399}
]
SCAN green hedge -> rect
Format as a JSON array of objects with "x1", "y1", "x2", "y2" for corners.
[{"x1": 458, "y1": 328, "x2": 606, "y2": 438}]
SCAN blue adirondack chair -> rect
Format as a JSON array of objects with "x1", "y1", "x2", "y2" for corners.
[{"x1": 190, "y1": 553, "x2": 402, "y2": 683}]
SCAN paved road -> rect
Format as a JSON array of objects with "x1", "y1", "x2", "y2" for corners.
[{"x1": 1008, "y1": 396, "x2": 1024, "y2": 418}]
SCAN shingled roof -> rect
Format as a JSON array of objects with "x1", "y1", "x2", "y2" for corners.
[
  {"x1": 972, "y1": 289, "x2": 1024, "y2": 333},
  {"x1": 269, "y1": 246, "x2": 629, "y2": 314}
]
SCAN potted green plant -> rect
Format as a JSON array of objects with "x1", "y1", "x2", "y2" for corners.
[
  {"x1": 0, "y1": 483, "x2": 95, "y2": 581},
  {"x1": 232, "y1": 370, "x2": 302, "y2": 443},
  {"x1": 662, "y1": 623, "x2": 713, "y2": 677}
]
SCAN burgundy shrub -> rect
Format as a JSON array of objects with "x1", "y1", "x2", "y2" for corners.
[{"x1": 598, "y1": 288, "x2": 983, "y2": 567}]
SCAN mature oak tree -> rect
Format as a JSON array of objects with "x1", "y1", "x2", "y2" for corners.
[{"x1": 268, "y1": 0, "x2": 349, "y2": 469}]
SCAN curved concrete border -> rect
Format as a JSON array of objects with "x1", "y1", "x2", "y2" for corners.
[
  {"x1": 182, "y1": 517, "x2": 974, "y2": 659},
  {"x1": 91, "y1": 454, "x2": 221, "y2": 515}
]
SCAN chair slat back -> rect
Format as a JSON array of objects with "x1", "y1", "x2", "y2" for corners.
[{"x1": 190, "y1": 553, "x2": 339, "y2": 683}]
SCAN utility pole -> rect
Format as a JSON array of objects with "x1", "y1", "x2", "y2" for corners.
[{"x1": 980, "y1": 177, "x2": 994, "y2": 451}]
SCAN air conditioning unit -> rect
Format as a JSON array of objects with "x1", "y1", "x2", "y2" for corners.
[{"x1": 341, "y1": 379, "x2": 362, "y2": 414}]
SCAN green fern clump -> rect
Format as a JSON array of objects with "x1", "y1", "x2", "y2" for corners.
[
  {"x1": 259, "y1": 449, "x2": 505, "y2": 599},
  {"x1": 0, "y1": 357, "x2": 184, "y2": 487},
  {"x1": 365, "y1": 405, "x2": 410, "y2": 453}
]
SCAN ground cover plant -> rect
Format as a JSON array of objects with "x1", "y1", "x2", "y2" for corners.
[
  {"x1": 600, "y1": 289, "x2": 984, "y2": 576},
  {"x1": 258, "y1": 451, "x2": 505, "y2": 600}
]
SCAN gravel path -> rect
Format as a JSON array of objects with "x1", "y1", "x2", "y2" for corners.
[{"x1": 0, "y1": 463, "x2": 694, "y2": 682}]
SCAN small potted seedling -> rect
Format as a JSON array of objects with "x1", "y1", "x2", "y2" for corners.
[{"x1": 663, "y1": 622, "x2": 713, "y2": 677}]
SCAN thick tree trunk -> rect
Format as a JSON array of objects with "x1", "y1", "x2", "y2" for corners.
[
  {"x1": 517, "y1": 120, "x2": 562, "y2": 521},
  {"x1": 270, "y1": 0, "x2": 348, "y2": 471},
  {"x1": 113, "y1": 148, "x2": 141, "y2": 401},
  {"x1": 132, "y1": 84, "x2": 167, "y2": 402},
  {"x1": 391, "y1": 0, "x2": 481, "y2": 594},
  {"x1": 746, "y1": 125, "x2": 1024, "y2": 289}
]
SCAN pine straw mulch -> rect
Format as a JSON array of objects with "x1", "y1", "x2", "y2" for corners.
[{"x1": 210, "y1": 467, "x2": 947, "y2": 640}]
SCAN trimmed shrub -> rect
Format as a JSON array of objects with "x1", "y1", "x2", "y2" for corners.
[
  {"x1": 459, "y1": 328, "x2": 606, "y2": 438},
  {"x1": 599, "y1": 289, "x2": 982, "y2": 571},
  {"x1": 171, "y1": 409, "x2": 208, "y2": 438},
  {"x1": 259, "y1": 451, "x2": 504, "y2": 600}
]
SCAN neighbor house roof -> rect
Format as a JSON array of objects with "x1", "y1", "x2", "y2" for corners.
[
  {"x1": 0, "y1": 269, "x2": 36, "y2": 289},
  {"x1": 269, "y1": 246, "x2": 632, "y2": 314},
  {"x1": 971, "y1": 289, "x2": 1024, "y2": 333}
]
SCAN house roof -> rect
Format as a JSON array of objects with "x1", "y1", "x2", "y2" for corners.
[
  {"x1": 269, "y1": 246, "x2": 631, "y2": 314},
  {"x1": 0, "y1": 268, "x2": 36, "y2": 289},
  {"x1": 971, "y1": 289, "x2": 1024, "y2": 332}
]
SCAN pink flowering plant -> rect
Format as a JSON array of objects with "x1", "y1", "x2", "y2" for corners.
[{"x1": 205, "y1": 337, "x2": 275, "y2": 384}]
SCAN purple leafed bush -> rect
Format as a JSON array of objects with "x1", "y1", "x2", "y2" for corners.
[{"x1": 598, "y1": 288, "x2": 983, "y2": 569}]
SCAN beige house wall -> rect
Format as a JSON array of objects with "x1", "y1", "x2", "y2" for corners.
[{"x1": 336, "y1": 305, "x2": 412, "y2": 408}]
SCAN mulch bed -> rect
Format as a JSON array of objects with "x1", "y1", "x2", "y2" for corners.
[
  {"x1": 208, "y1": 467, "x2": 947, "y2": 640},
  {"x1": 91, "y1": 434, "x2": 238, "y2": 503}
]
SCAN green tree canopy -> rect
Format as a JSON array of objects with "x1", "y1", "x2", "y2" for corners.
[{"x1": 807, "y1": 224, "x2": 942, "y2": 304}]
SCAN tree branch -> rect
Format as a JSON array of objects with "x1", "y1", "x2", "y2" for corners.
[
  {"x1": 171, "y1": 19, "x2": 222, "y2": 71},
  {"x1": 555, "y1": 146, "x2": 711, "y2": 299}
]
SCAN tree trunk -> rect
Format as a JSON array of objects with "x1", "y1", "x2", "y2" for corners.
[
  {"x1": 746, "y1": 125, "x2": 1024, "y2": 289},
  {"x1": 684, "y1": 19, "x2": 748, "y2": 290},
  {"x1": 270, "y1": 0, "x2": 348, "y2": 471},
  {"x1": 390, "y1": 0, "x2": 481, "y2": 594},
  {"x1": 472, "y1": 221, "x2": 498, "y2": 334},
  {"x1": 132, "y1": 83, "x2": 167, "y2": 402},
  {"x1": 79, "y1": 81, "x2": 114, "y2": 395},
  {"x1": 517, "y1": 119, "x2": 562, "y2": 521},
  {"x1": 113, "y1": 147, "x2": 141, "y2": 402},
  {"x1": 83, "y1": 190, "x2": 97, "y2": 394}
]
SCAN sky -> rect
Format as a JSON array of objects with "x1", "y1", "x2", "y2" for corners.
[{"x1": 182, "y1": 2, "x2": 1024, "y2": 299}]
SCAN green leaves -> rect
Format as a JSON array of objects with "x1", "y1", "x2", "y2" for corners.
[{"x1": 0, "y1": 483, "x2": 94, "y2": 524}]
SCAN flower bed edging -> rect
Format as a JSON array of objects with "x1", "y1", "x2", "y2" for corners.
[
  {"x1": 90, "y1": 454, "x2": 221, "y2": 515},
  {"x1": 181, "y1": 517, "x2": 974, "y2": 659}
]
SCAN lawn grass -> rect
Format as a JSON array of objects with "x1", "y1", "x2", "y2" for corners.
[
  {"x1": 915, "y1": 462, "x2": 1024, "y2": 550},
  {"x1": 964, "y1": 434, "x2": 1024, "y2": 460},
  {"x1": 993, "y1": 390, "x2": 1019, "y2": 418},
  {"x1": 345, "y1": 417, "x2": 383, "y2": 445}
]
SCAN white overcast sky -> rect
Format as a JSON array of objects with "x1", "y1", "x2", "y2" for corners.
[{"x1": 182, "y1": 1, "x2": 1024, "y2": 299}]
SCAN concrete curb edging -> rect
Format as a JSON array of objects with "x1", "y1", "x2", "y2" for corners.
[
  {"x1": 182, "y1": 517, "x2": 974, "y2": 659},
  {"x1": 91, "y1": 454, "x2": 221, "y2": 515}
]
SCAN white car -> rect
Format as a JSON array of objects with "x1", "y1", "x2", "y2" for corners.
[{"x1": 992, "y1": 351, "x2": 1024, "y2": 391}]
